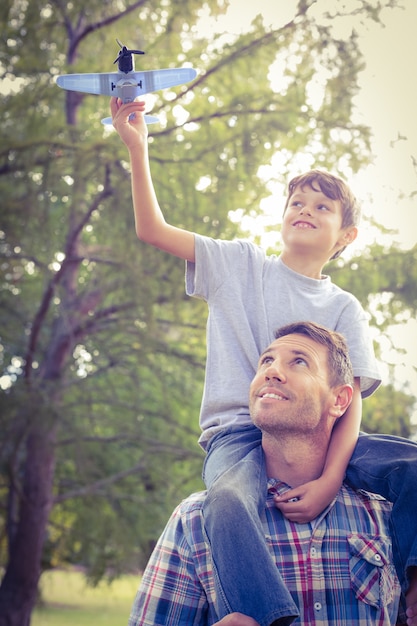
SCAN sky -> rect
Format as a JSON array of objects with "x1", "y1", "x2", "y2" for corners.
[
  {"x1": 196, "y1": 0, "x2": 417, "y2": 420},
  {"x1": 349, "y1": 1, "x2": 416, "y2": 414}
]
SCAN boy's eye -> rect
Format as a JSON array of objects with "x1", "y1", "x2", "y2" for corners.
[{"x1": 317, "y1": 204, "x2": 330, "y2": 211}]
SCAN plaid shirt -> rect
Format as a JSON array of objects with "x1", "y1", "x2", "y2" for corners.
[{"x1": 128, "y1": 481, "x2": 401, "y2": 625}]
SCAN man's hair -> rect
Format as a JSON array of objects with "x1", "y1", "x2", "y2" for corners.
[
  {"x1": 274, "y1": 321, "x2": 354, "y2": 388},
  {"x1": 284, "y1": 169, "x2": 361, "y2": 260}
]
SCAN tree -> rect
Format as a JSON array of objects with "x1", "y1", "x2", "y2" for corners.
[
  {"x1": 361, "y1": 384, "x2": 415, "y2": 438},
  {"x1": 0, "y1": 0, "x2": 414, "y2": 623}
]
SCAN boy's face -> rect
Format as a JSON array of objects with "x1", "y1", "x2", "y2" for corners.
[{"x1": 281, "y1": 184, "x2": 357, "y2": 259}]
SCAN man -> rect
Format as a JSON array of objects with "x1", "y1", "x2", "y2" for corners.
[{"x1": 128, "y1": 322, "x2": 406, "y2": 625}]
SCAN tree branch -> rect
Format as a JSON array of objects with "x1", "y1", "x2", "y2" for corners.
[
  {"x1": 54, "y1": 442, "x2": 200, "y2": 503},
  {"x1": 24, "y1": 169, "x2": 114, "y2": 378}
]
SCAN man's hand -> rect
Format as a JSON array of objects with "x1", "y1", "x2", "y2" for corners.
[
  {"x1": 274, "y1": 476, "x2": 341, "y2": 523},
  {"x1": 110, "y1": 97, "x2": 148, "y2": 150},
  {"x1": 406, "y1": 567, "x2": 417, "y2": 625},
  {"x1": 407, "y1": 603, "x2": 417, "y2": 626},
  {"x1": 215, "y1": 613, "x2": 260, "y2": 625}
]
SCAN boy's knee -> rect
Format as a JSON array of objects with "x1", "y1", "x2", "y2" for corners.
[
  {"x1": 207, "y1": 478, "x2": 244, "y2": 504},
  {"x1": 205, "y1": 479, "x2": 261, "y2": 521}
]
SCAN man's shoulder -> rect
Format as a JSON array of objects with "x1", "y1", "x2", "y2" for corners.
[
  {"x1": 340, "y1": 483, "x2": 392, "y2": 513},
  {"x1": 171, "y1": 491, "x2": 209, "y2": 549},
  {"x1": 175, "y1": 490, "x2": 207, "y2": 519}
]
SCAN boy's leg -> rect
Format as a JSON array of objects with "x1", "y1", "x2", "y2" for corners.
[
  {"x1": 203, "y1": 425, "x2": 299, "y2": 626},
  {"x1": 346, "y1": 432, "x2": 417, "y2": 594}
]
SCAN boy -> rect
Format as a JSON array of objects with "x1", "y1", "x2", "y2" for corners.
[{"x1": 111, "y1": 97, "x2": 417, "y2": 626}]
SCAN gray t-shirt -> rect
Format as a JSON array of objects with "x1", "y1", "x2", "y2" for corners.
[{"x1": 186, "y1": 235, "x2": 381, "y2": 448}]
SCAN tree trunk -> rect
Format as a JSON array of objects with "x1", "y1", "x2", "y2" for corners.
[{"x1": 0, "y1": 424, "x2": 56, "y2": 626}]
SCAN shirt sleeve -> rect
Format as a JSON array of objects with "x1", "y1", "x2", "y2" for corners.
[
  {"x1": 333, "y1": 295, "x2": 381, "y2": 398},
  {"x1": 185, "y1": 235, "x2": 266, "y2": 301},
  {"x1": 128, "y1": 503, "x2": 209, "y2": 626}
]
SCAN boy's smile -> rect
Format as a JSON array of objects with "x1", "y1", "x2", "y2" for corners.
[
  {"x1": 280, "y1": 183, "x2": 356, "y2": 275},
  {"x1": 292, "y1": 220, "x2": 316, "y2": 229}
]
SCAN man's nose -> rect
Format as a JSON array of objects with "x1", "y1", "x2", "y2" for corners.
[{"x1": 265, "y1": 362, "x2": 286, "y2": 383}]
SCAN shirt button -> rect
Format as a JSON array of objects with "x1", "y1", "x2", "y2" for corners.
[
  {"x1": 375, "y1": 554, "x2": 382, "y2": 562},
  {"x1": 314, "y1": 602, "x2": 322, "y2": 611},
  {"x1": 311, "y1": 547, "x2": 317, "y2": 556}
]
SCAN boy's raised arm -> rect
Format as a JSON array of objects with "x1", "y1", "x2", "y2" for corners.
[{"x1": 111, "y1": 97, "x2": 196, "y2": 262}]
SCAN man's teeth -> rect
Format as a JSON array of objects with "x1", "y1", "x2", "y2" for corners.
[{"x1": 263, "y1": 393, "x2": 285, "y2": 400}]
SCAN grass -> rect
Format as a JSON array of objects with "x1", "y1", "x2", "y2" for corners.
[{"x1": 32, "y1": 568, "x2": 140, "y2": 626}]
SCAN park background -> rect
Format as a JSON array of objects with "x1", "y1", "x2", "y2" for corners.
[{"x1": 0, "y1": 0, "x2": 416, "y2": 624}]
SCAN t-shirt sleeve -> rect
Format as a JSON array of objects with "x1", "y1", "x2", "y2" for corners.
[
  {"x1": 334, "y1": 297, "x2": 381, "y2": 398},
  {"x1": 185, "y1": 234, "x2": 265, "y2": 301}
]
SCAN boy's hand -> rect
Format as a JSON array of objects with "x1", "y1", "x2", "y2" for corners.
[
  {"x1": 274, "y1": 476, "x2": 341, "y2": 523},
  {"x1": 110, "y1": 97, "x2": 148, "y2": 150}
]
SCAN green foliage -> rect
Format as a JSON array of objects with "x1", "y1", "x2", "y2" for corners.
[
  {"x1": 328, "y1": 242, "x2": 417, "y2": 329},
  {"x1": 361, "y1": 384, "x2": 416, "y2": 438},
  {"x1": 0, "y1": 2, "x2": 415, "y2": 614}
]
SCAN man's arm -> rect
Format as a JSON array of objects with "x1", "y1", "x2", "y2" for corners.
[
  {"x1": 111, "y1": 98, "x2": 196, "y2": 262},
  {"x1": 128, "y1": 497, "x2": 213, "y2": 626}
]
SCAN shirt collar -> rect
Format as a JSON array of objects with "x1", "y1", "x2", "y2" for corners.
[{"x1": 267, "y1": 477, "x2": 337, "y2": 528}]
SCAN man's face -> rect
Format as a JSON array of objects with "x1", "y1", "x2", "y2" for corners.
[{"x1": 249, "y1": 333, "x2": 335, "y2": 437}]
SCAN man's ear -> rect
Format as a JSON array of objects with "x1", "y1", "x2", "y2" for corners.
[{"x1": 330, "y1": 384, "x2": 353, "y2": 419}]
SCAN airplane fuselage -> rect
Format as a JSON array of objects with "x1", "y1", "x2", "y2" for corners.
[{"x1": 111, "y1": 76, "x2": 144, "y2": 102}]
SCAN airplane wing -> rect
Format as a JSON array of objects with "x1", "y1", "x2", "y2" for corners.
[
  {"x1": 56, "y1": 67, "x2": 197, "y2": 101},
  {"x1": 100, "y1": 114, "x2": 160, "y2": 126}
]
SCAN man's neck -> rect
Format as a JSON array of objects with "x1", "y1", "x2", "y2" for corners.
[{"x1": 262, "y1": 432, "x2": 328, "y2": 487}]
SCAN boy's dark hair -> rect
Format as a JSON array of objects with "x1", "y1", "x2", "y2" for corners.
[
  {"x1": 284, "y1": 169, "x2": 361, "y2": 260},
  {"x1": 274, "y1": 321, "x2": 354, "y2": 389}
]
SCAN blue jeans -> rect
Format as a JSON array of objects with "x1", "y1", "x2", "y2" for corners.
[
  {"x1": 203, "y1": 426, "x2": 417, "y2": 626},
  {"x1": 202, "y1": 425, "x2": 299, "y2": 626}
]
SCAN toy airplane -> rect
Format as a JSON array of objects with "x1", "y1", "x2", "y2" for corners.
[{"x1": 56, "y1": 40, "x2": 197, "y2": 125}]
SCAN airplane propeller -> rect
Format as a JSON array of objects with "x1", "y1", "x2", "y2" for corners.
[{"x1": 113, "y1": 39, "x2": 145, "y2": 73}]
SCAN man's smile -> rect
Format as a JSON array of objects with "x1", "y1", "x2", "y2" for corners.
[{"x1": 259, "y1": 388, "x2": 289, "y2": 401}]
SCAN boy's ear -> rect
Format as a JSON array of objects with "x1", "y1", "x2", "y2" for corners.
[{"x1": 341, "y1": 226, "x2": 358, "y2": 246}]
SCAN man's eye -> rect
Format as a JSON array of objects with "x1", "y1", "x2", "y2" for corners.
[
  {"x1": 261, "y1": 356, "x2": 273, "y2": 365},
  {"x1": 294, "y1": 358, "x2": 307, "y2": 366}
]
